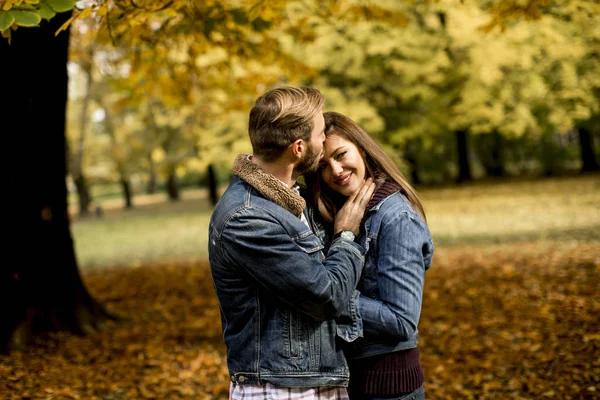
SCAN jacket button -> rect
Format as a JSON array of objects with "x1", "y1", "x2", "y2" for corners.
[{"x1": 238, "y1": 376, "x2": 246, "y2": 383}]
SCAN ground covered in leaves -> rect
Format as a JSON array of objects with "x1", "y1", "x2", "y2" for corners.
[{"x1": 1, "y1": 241, "x2": 598, "y2": 399}]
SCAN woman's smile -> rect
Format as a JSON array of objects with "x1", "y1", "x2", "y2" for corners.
[
  {"x1": 334, "y1": 172, "x2": 352, "y2": 186},
  {"x1": 320, "y1": 134, "x2": 367, "y2": 197}
]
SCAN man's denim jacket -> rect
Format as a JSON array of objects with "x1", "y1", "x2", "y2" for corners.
[
  {"x1": 209, "y1": 156, "x2": 366, "y2": 388},
  {"x1": 313, "y1": 192, "x2": 434, "y2": 359}
]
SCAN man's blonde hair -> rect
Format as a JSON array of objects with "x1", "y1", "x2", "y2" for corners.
[{"x1": 249, "y1": 86, "x2": 325, "y2": 162}]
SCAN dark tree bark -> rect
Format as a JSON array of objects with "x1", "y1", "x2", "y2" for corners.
[
  {"x1": 97, "y1": 98, "x2": 135, "y2": 209},
  {"x1": 403, "y1": 139, "x2": 422, "y2": 185},
  {"x1": 455, "y1": 130, "x2": 473, "y2": 183},
  {"x1": 166, "y1": 169, "x2": 180, "y2": 201},
  {"x1": 207, "y1": 164, "x2": 219, "y2": 206},
  {"x1": 73, "y1": 174, "x2": 93, "y2": 216},
  {"x1": 475, "y1": 131, "x2": 506, "y2": 177},
  {"x1": 71, "y1": 48, "x2": 95, "y2": 216},
  {"x1": 146, "y1": 153, "x2": 157, "y2": 195},
  {"x1": 1, "y1": 13, "x2": 116, "y2": 353},
  {"x1": 540, "y1": 133, "x2": 558, "y2": 177},
  {"x1": 578, "y1": 127, "x2": 599, "y2": 173},
  {"x1": 120, "y1": 178, "x2": 134, "y2": 209}
]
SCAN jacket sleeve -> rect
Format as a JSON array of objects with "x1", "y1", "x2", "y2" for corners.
[
  {"x1": 358, "y1": 210, "x2": 433, "y2": 340},
  {"x1": 219, "y1": 207, "x2": 365, "y2": 321}
]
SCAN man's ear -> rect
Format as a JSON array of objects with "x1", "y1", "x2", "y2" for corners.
[{"x1": 291, "y1": 139, "x2": 305, "y2": 159}]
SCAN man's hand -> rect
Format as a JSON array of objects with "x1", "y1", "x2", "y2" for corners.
[{"x1": 333, "y1": 178, "x2": 376, "y2": 236}]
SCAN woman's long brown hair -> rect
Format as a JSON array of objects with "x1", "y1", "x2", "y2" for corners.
[{"x1": 308, "y1": 111, "x2": 426, "y2": 224}]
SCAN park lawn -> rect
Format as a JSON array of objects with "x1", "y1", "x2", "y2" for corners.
[
  {"x1": 71, "y1": 190, "x2": 215, "y2": 269},
  {"x1": 423, "y1": 174, "x2": 599, "y2": 246},
  {"x1": 71, "y1": 174, "x2": 600, "y2": 269},
  {"x1": 1, "y1": 175, "x2": 598, "y2": 399}
]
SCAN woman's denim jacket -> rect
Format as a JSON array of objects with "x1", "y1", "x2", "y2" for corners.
[
  {"x1": 313, "y1": 192, "x2": 434, "y2": 359},
  {"x1": 209, "y1": 174, "x2": 367, "y2": 388}
]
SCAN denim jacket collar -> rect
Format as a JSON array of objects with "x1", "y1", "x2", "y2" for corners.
[
  {"x1": 368, "y1": 191, "x2": 397, "y2": 213},
  {"x1": 232, "y1": 154, "x2": 306, "y2": 217}
]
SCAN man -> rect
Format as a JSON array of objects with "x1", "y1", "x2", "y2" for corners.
[{"x1": 209, "y1": 86, "x2": 375, "y2": 399}]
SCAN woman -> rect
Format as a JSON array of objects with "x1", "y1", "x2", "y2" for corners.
[{"x1": 308, "y1": 112, "x2": 434, "y2": 400}]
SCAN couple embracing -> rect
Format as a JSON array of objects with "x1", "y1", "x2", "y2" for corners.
[{"x1": 209, "y1": 86, "x2": 434, "y2": 400}]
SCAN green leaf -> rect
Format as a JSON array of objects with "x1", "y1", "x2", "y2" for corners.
[
  {"x1": 45, "y1": 0, "x2": 76, "y2": 13},
  {"x1": 10, "y1": 10, "x2": 42, "y2": 27},
  {"x1": 14, "y1": 4, "x2": 37, "y2": 10},
  {"x1": 0, "y1": 11, "x2": 16, "y2": 32},
  {"x1": 38, "y1": 2, "x2": 56, "y2": 20}
]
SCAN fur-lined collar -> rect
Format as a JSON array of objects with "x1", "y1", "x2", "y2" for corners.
[{"x1": 232, "y1": 154, "x2": 306, "y2": 217}]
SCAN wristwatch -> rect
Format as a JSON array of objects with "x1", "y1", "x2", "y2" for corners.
[{"x1": 333, "y1": 230, "x2": 356, "y2": 242}]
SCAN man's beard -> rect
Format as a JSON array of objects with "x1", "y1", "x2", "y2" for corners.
[{"x1": 294, "y1": 142, "x2": 320, "y2": 175}]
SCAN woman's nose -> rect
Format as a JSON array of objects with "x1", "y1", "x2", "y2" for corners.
[{"x1": 331, "y1": 162, "x2": 343, "y2": 176}]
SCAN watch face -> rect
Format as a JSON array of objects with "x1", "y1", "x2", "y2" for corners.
[{"x1": 341, "y1": 231, "x2": 355, "y2": 241}]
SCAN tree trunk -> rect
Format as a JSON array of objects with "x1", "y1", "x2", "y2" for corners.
[
  {"x1": 1, "y1": 13, "x2": 116, "y2": 353},
  {"x1": 476, "y1": 131, "x2": 506, "y2": 177},
  {"x1": 166, "y1": 169, "x2": 180, "y2": 201},
  {"x1": 455, "y1": 130, "x2": 473, "y2": 183},
  {"x1": 540, "y1": 133, "x2": 557, "y2": 177},
  {"x1": 403, "y1": 139, "x2": 422, "y2": 185},
  {"x1": 99, "y1": 99, "x2": 135, "y2": 209},
  {"x1": 207, "y1": 164, "x2": 219, "y2": 206},
  {"x1": 73, "y1": 174, "x2": 92, "y2": 216},
  {"x1": 120, "y1": 178, "x2": 134, "y2": 209},
  {"x1": 578, "y1": 126, "x2": 599, "y2": 173},
  {"x1": 146, "y1": 152, "x2": 157, "y2": 194},
  {"x1": 71, "y1": 50, "x2": 94, "y2": 216}
]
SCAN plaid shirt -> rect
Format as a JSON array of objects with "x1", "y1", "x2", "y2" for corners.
[{"x1": 230, "y1": 383, "x2": 350, "y2": 400}]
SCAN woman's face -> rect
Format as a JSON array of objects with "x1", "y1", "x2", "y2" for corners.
[{"x1": 319, "y1": 134, "x2": 367, "y2": 197}]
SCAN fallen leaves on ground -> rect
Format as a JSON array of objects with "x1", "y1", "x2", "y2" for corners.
[
  {"x1": 0, "y1": 241, "x2": 598, "y2": 399},
  {"x1": 420, "y1": 242, "x2": 599, "y2": 399},
  {"x1": 1, "y1": 262, "x2": 229, "y2": 400}
]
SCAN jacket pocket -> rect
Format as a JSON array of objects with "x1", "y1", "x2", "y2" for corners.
[{"x1": 283, "y1": 309, "x2": 301, "y2": 358}]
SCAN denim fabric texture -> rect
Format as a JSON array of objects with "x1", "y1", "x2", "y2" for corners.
[
  {"x1": 310, "y1": 192, "x2": 434, "y2": 359},
  {"x1": 209, "y1": 176, "x2": 367, "y2": 388},
  {"x1": 348, "y1": 192, "x2": 434, "y2": 359}
]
